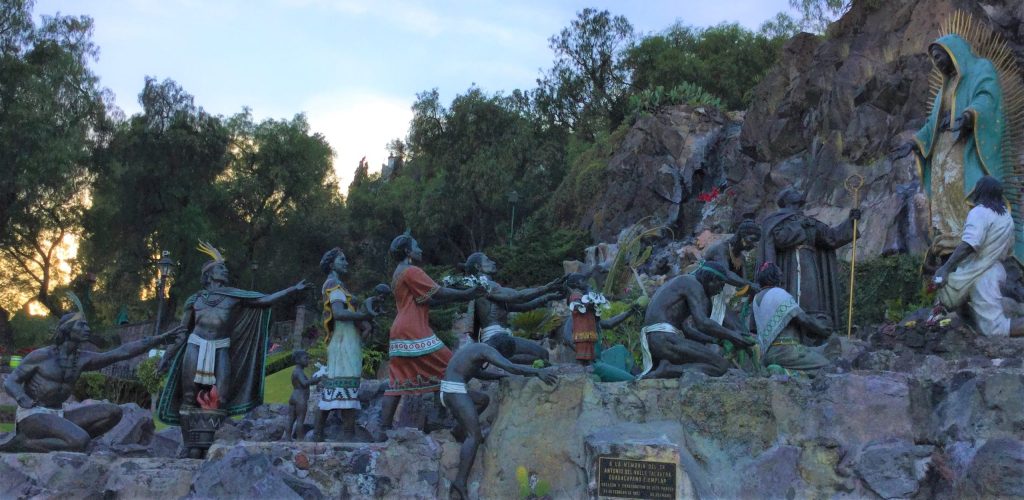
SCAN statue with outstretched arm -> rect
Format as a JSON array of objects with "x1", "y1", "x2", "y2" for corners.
[{"x1": 1, "y1": 294, "x2": 176, "y2": 452}]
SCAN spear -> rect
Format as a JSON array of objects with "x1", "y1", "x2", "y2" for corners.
[{"x1": 845, "y1": 174, "x2": 865, "y2": 338}]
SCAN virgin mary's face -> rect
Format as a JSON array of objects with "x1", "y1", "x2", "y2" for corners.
[{"x1": 930, "y1": 45, "x2": 955, "y2": 76}]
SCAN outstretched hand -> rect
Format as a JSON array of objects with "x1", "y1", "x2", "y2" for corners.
[
  {"x1": 536, "y1": 367, "x2": 558, "y2": 385},
  {"x1": 293, "y1": 279, "x2": 311, "y2": 292}
]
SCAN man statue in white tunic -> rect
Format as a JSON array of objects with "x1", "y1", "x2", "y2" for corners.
[{"x1": 934, "y1": 176, "x2": 1023, "y2": 337}]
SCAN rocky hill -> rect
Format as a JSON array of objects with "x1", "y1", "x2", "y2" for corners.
[{"x1": 586, "y1": 0, "x2": 1024, "y2": 261}]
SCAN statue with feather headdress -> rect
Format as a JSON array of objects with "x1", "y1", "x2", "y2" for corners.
[
  {"x1": 156, "y1": 241, "x2": 309, "y2": 457},
  {"x1": 0, "y1": 293, "x2": 176, "y2": 452}
]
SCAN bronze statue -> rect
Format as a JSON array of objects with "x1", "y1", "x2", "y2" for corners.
[
  {"x1": 639, "y1": 261, "x2": 754, "y2": 378},
  {"x1": 157, "y1": 241, "x2": 309, "y2": 458},
  {"x1": 759, "y1": 188, "x2": 860, "y2": 331},
  {"x1": 1, "y1": 294, "x2": 175, "y2": 452},
  {"x1": 441, "y1": 335, "x2": 557, "y2": 500},
  {"x1": 282, "y1": 350, "x2": 321, "y2": 441},
  {"x1": 314, "y1": 247, "x2": 383, "y2": 442},
  {"x1": 378, "y1": 233, "x2": 486, "y2": 436},
  {"x1": 701, "y1": 218, "x2": 761, "y2": 329},
  {"x1": 458, "y1": 252, "x2": 564, "y2": 363},
  {"x1": 751, "y1": 263, "x2": 832, "y2": 373}
]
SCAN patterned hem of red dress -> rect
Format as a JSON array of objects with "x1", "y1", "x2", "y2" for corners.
[{"x1": 384, "y1": 384, "x2": 440, "y2": 396}]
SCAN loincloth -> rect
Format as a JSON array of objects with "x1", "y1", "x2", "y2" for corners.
[{"x1": 188, "y1": 334, "x2": 231, "y2": 385}]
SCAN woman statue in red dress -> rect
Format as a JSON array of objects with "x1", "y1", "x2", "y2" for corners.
[{"x1": 378, "y1": 233, "x2": 486, "y2": 434}]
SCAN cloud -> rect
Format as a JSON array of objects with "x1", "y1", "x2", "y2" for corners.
[{"x1": 302, "y1": 90, "x2": 413, "y2": 193}]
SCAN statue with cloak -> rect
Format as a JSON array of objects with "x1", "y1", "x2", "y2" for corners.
[
  {"x1": 894, "y1": 12, "x2": 1024, "y2": 262},
  {"x1": 157, "y1": 241, "x2": 309, "y2": 457}
]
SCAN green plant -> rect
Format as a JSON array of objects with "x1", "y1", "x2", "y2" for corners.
[
  {"x1": 264, "y1": 349, "x2": 294, "y2": 376},
  {"x1": 509, "y1": 309, "x2": 564, "y2": 340},
  {"x1": 598, "y1": 301, "x2": 644, "y2": 366},
  {"x1": 362, "y1": 347, "x2": 386, "y2": 377},
  {"x1": 627, "y1": 83, "x2": 724, "y2": 122},
  {"x1": 838, "y1": 253, "x2": 929, "y2": 330},
  {"x1": 516, "y1": 464, "x2": 552, "y2": 499},
  {"x1": 135, "y1": 356, "x2": 164, "y2": 413},
  {"x1": 603, "y1": 219, "x2": 664, "y2": 299}
]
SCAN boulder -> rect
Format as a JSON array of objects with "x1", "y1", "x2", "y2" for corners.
[
  {"x1": 188, "y1": 445, "x2": 321, "y2": 499},
  {"x1": 89, "y1": 402, "x2": 155, "y2": 456},
  {"x1": 957, "y1": 439, "x2": 1024, "y2": 498},
  {"x1": 854, "y1": 439, "x2": 934, "y2": 499}
]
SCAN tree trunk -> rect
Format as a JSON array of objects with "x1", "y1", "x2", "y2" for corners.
[{"x1": 0, "y1": 306, "x2": 13, "y2": 350}]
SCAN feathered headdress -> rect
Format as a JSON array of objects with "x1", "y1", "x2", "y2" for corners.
[
  {"x1": 54, "y1": 291, "x2": 87, "y2": 341},
  {"x1": 197, "y1": 240, "x2": 225, "y2": 273}
]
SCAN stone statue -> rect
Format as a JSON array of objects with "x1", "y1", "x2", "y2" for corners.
[
  {"x1": 1, "y1": 294, "x2": 175, "y2": 452},
  {"x1": 759, "y1": 188, "x2": 860, "y2": 331},
  {"x1": 562, "y1": 272, "x2": 638, "y2": 365},
  {"x1": 283, "y1": 350, "x2": 321, "y2": 441},
  {"x1": 934, "y1": 176, "x2": 1024, "y2": 337},
  {"x1": 314, "y1": 247, "x2": 383, "y2": 442},
  {"x1": 157, "y1": 241, "x2": 309, "y2": 458},
  {"x1": 378, "y1": 233, "x2": 487, "y2": 436},
  {"x1": 457, "y1": 252, "x2": 564, "y2": 364},
  {"x1": 701, "y1": 217, "x2": 761, "y2": 329},
  {"x1": 751, "y1": 263, "x2": 832, "y2": 374},
  {"x1": 441, "y1": 335, "x2": 557, "y2": 500},
  {"x1": 639, "y1": 261, "x2": 755, "y2": 378}
]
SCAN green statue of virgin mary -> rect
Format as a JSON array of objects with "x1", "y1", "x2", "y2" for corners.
[{"x1": 902, "y1": 12, "x2": 1024, "y2": 261}]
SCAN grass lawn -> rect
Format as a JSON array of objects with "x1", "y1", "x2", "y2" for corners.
[
  {"x1": 151, "y1": 365, "x2": 309, "y2": 431},
  {"x1": 0, "y1": 422, "x2": 12, "y2": 432}
]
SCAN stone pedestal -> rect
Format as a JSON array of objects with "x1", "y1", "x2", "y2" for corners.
[{"x1": 585, "y1": 426, "x2": 694, "y2": 500}]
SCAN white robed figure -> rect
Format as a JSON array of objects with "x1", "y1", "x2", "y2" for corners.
[
  {"x1": 934, "y1": 176, "x2": 1022, "y2": 337},
  {"x1": 315, "y1": 247, "x2": 380, "y2": 441}
]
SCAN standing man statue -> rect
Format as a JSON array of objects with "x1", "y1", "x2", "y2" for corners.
[
  {"x1": 701, "y1": 217, "x2": 761, "y2": 329},
  {"x1": 1, "y1": 294, "x2": 176, "y2": 452},
  {"x1": 760, "y1": 188, "x2": 861, "y2": 331},
  {"x1": 639, "y1": 261, "x2": 755, "y2": 378},
  {"x1": 458, "y1": 252, "x2": 564, "y2": 364},
  {"x1": 157, "y1": 241, "x2": 309, "y2": 457},
  {"x1": 934, "y1": 176, "x2": 1024, "y2": 337},
  {"x1": 315, "y1": 247, "x2": 382, "y2": 442},
  {"x1": 441, "y1": 335, "x2": 557, "y2": 500}
]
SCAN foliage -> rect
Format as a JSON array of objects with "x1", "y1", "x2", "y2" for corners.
[
  {"x1": 535, "y1": 8, "x2": 635, "y2": 139},
  {"x1": 361, "y1": 347, "x2": 386, "y2": 378},
  {"x1": 602, "y1": 220, "x2": 661, "y2": 298},
  {"x1": 548, "y1": 124, "x2": 630, "y2": 229},
  {"x1": 264, "y1": 349, "x2": 295, "y2": 376},
  {"x1": 789, "y1": 0, "x2": 850, "y2": 33},
  {"x1": 509, "y1": 309, "x2": 564, "y2": 341},
  {"x1": 72, "y1": 371, "x2": 150, "y2": 406},
  {"x1": 623, "y1": 22, "x2": 792, "y2": 110},
  {"x1": 9, "y1": 313, "x2": 54, "y2": 349},
  {"x1": 627, "y1": 83, "x2": 724, "y2": 121},
  {"x1": 838, "y1": 253, "x2": 928, "y2": 331},
  {"x1": 135, "y1": 356, "x2": 163, "y2": 395},
  {"x1": 598, "y1": 300, "x2": 644, "y2": 366},
  {"x1": 0, "y1": 404, "x2": 13, "y2": 423},
  {"x1": 486, "y1": 212, "x2": 588, "y2": 288},
  {"x1": 516, "y1": 464, "x2": 552, "y2": 499}
]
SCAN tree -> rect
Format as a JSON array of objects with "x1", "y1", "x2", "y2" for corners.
[
  {"x1": 81, "y1": 77, "x2": 230, "y2": 322},
  {"x1": 535, "y1": 8, "x2": 634, "y2": 139},
  {"x1": 0, "y1": 0, "x2": 108, "y2": 345},
  {"x1": 623, "y1": 22, "x2": 790, "y2": 110},
  {"x1": 789, "y1": 0, "x2": 850, "y2": 33}
]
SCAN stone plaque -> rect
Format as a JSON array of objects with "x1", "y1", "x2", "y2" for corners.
[{"x1": 597, "y1": 457, "x2": 677, "y2": 499}]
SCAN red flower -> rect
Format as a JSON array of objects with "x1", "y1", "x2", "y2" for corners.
[{"x1": 697, "y1": 187, "x2": 721, "y2": 203}]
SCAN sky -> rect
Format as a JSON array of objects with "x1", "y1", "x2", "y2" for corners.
[{"x1": 35, "y1": 0, "x2": 794, "y2": 189}]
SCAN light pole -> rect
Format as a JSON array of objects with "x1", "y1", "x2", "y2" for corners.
[
  {"x1": 507, "y1": 189, "x2": 519, "y2": 247},
  {"x1": 153, "y1": 251, "x2": 173, "y2": 336}
]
